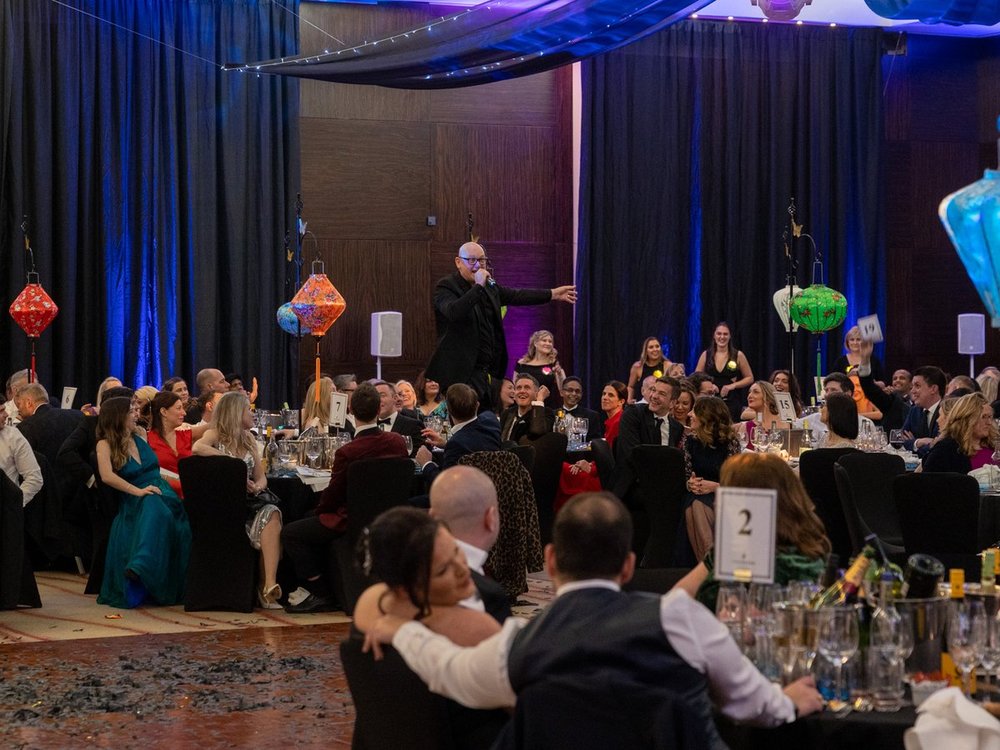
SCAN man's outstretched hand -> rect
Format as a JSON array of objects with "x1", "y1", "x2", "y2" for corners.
[{"x1": 551, "y1": 285, "x2": 577, "y2": 304}]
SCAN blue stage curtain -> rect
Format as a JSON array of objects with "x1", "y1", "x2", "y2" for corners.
[
  {"x1": 0, "y1": 0, "x2": 299, "y2": 403},
  {"x1": 577, "y1": 20, "x2": 885, "y2": 397},
  {"x1": 232, "y1": 0, "x2": 713, "y2": 89}
]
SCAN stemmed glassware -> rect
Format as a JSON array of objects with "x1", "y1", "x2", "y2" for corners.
[
  {"x1": 818, "y1": 607, "x2": 860, "y2": 712},
  {"x1": 889, "y1": 429, "x2": 906, "y2": 451},
  {"x1": 716, "y1": 583, "x2": 746, "y2": 649},
  {"x1": 304, "y1": 437, "x2": 322, "y2": 469},
  {"x1": 980, "y1": 608, "x2": 1000, "y2": 703},
  {"x1": 948, "y1": 600, "x2": 987, "y2": 700}
]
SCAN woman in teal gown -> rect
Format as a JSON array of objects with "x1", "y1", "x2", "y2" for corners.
[{"x1": 95, "y1": 396, "x2": 191, "y2": 608}]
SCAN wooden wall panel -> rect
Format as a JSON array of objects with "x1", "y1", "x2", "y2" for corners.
[
  {"x1": 300, "y1": 118, "x2": 433, "y2": 240},
  {"x1": 296, "y1": 2, "x2": 574, "y2": 392}
]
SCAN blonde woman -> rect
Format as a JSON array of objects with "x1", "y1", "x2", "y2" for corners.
[
  {"x1": 832, "y1": 325, "x2": 885, "y2": 382},
  {"x1": 82, "y1": 376, "x2": 123, "y2": 416},
  {"x1": 193, "y1": 392, "x2": 283, "y2": 609},
  {"x1": 922, "y1": 393, "x2": 998, "y2": 474},
  {"x1": 739, "y1": 381, "x2": 790, "y2": 449},
  {"x1": 301, "y1": 377, "x2": 335, "y2": 433},
  {"x1": 627, "y1": 337, "x2": 670, "y2": 403},
  {"x1": 516, "y1": 329, "x2": 565, "y2": 407}
]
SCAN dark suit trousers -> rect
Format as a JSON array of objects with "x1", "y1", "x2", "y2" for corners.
[
  {"x1": 470, "y1": 369, "x2": 497, "y2": 413},
  {"x1": 281, "y1": 516, "x2": 341, "y2": 586}
]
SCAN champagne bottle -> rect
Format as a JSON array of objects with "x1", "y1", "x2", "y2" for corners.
[
  {"x1": 899, "y1": 553, "x2": 944, "y2": 599},
  {"x1": 264, "y1": 425, "x2": 278, "y2": 475},
  {"x1": 810, "y1": 545, "x2": 876, "y2": 608},
  {"x1": 865, "y1": 534, "x2": 904, "y2": 598}
]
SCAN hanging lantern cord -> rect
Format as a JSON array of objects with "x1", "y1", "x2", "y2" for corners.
[{"x1": 20, "y1": 216, "x2": 38, "y2": 284}]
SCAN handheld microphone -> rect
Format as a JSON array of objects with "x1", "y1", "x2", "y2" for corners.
[{"x1": 485, "y1": 257, "x2": 497, "y2": 287}]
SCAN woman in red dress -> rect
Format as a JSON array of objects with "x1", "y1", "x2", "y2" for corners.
[{"x1": 146, "y1": 391, "x2": 209, "y2": 497}]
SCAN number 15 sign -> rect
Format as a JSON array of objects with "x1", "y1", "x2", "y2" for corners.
[{"x1": 714, "y1": 487, "x2": 777, "y2": 584}]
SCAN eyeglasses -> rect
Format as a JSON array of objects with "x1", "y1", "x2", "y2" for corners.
[{"x1": 458, "y1": 256, "x2": 488, "y2": 269}]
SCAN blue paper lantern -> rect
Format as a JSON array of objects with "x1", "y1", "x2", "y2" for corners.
[
  {"x1": 939, "y1": 125, "x2": 1000, "y2": 326},
  {"x1": 276, "y1": 302, "x2": 311, "y2": 335},
  {"x1": 865, "y1": 0, "x2": 1000, "y2": 26}
]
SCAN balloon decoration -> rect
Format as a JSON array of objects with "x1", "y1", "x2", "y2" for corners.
[
  {"x1": 291, "y1": 260, "x2": 347, "y2": 402},
  {"x1": 276, "y1": 302, "x2": 312, "y2": 336},
  {"x1": 939, "y1": 120, "x2": 1000, "y2": 327},
  {"x1": 9, "y1": 219, "x2": 58, "y2": 382}
]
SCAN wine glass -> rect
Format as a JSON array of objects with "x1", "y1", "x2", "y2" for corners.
[
  {"x1": 304, "y1": 437, "x2": 322, "y2": 468},
  {"x1": 402, "y1": 435, "x2": 413, "y2": 455},
  {"x1": 948, "y1": 601, "x2": 987, "y2": 700},
  {"x1": 716, "y1": 583, "x2": 746, "y2": 649},
  {"x1": 772, "y1": 602, "x2": 807, "y2": 685},
  {"x1": 817, "y1": 607, "x2": 860, "y2": 712},
  {"x1": 981, "y1": 610, "x2": 1000, "y2": 703},
  {"x1": 889, "y1": 429, "x2": 905, "y2": 451},
  {"x1": 737, "y1": 426, "x2": 750, "y2": 452}
]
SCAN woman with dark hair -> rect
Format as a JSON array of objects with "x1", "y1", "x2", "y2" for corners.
[
  {"x1": 352, "y1": 507, "x2": 506, "y2": 747},
  {"x1": 599, "y1": 380, "x2": 628, "y2": 449},
  {"x1": 147, "y1": 391, "x2": 209, "y2": 497},
  {"x1": 627, "y1": 337, "x2": 671, "y2": 403},
  {"x1": 560, "y1": 381, "x2": 627, "y2": 500},
  {"x1": 162, "y1": 376, "x2": 190, "y2": 406},
  {"x1": 771, "y1": 370, "x2": 804, "y2": 418},
  {"x1": 694, "y1": 322, "x2": 754, "y2": 421},
  {"x1": 821, "y1": 393, "x2": 859, "y2": 447},
  {"x1": 682, "y1": 396, "x2": 742, "y2": 562},
  {"x1": 96, "y1": 397, "x2": 191, "y2": 609},
  {"x1": 676, "y1": 453, "x2": 830, "y2": 611},
  {"x1": 672, "y1": 382, "x2": 697, "y2": 430},
  {"x1": 923, "y1": 392, "x2": 999, "y2": 473},
  {"x1": 414, "y1": 371, "x2": 449, "y2": 421}
]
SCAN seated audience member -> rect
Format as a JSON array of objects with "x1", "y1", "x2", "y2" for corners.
[
  {"x1": 515, "y1": 329, "x2": 566, "y2": 409},
  {"x1": 947, "y1": 375, "x2": 980, "y2": 396},
  {"x1": 428, "y1": 466, "x2": 510, "y2": 622},
  {"x1": 682, "y1": 396, "x2": 742, "y2": 563},
  {"x1": 82, "y1": 376, "x2": 123, "y2": 416},
  {"x1": 922, "y1": 393, "x2": 998, "y2": 474},
  {"x1": 351, "y1": 506, "x2": 507, "y2": 748},
  {"x1": 147, "y1": 391, "x2": 209, "y2": 497},
  {"x1": 612, "y1": 376, "x2": 684, "y2": 499},
  {"x1": 185, "y1": 368, "x2": 229, "y2": 423},
  {"x1": 416, "y1": 384, "x2": 500, "y2": 484},
  {"x1": 673, "y1": 382, "x2": 697, "y2": 430},
  {"x1": 282, "y1": 383, "x2": 408, "y2": 613},
  {"x1": 161, "y1": 377, "x2": 190, "y2": 409},
  {"x1": 626, "y1": 337, "x2": 670, "y2": 403},
  {"x1": 598, "y1": 380, "x2": 627, "y2": 449},
  {"x1": 667, "y1": 362, "x2": 687, "y2": 379},
  {"x1": 194, "y1": 391, "x2": 222, "y2": 427},
  {"x1": 415, "y1": 371, "x2": 449, "y2": 421},
  {"x1": 333, "y1": 373, "x2": 358, "y2": 417},
  {"x1": 192, "y1": 392, "x2": 283, "y2": 609},
  {"x1": 799, "y1": 373, "x2": 875, "y2": 446},
  {"x1": 16, "y1": 382, "x2": 85, "y2": 472},
  {"x1": 497, "y1": 378, "x2": 515, "y2": 412},
  {"x1": 677, "y1": 453, "x2": 830, "y2": 612},
  {"x1": 499, "y1": 373, "x2": 554, "y2": 444},
  {"x1": 57, "y1": 386, "x2": 135, "y2": 489},
  {"x1": 394, "y1": 380, "x2": 422, "y2": 422},
  {"x1": 977, "y1": 372, "x2": 998, "y2": 406},
  {"x1": 738, "y1": 380, "x2": 790, "y2": 448},
  {"x1": 889, "y1": 368, "x2": 913, "y2": 401},
  {"x1": 0, "y1": 420, "x2": 43, "y2": 506},
  {"x1": 742, "y1": 370, "x2": 804, "y2": 421},
  {"x1": 224, "y1": 372, "x2": 258, "y2": 404},
  {"x1": 96, "y1": 397, "x2": 191, "y2": 608},
  {"x1": 4, "y1": 369, "x2": 29, "y2": 422},
  {"x1": 132, "y1": 385, "x2": 158, "y2": 431},
  {"x1": 362, "y1": 492, "x2": 823, "y2": 738},
  {"x1": 373, "y1": 381, "x2": 424, "y2": 456},
  {"x1": 557, "y1": 377, "x2": 603, "y2": 442},
  {"x1": 560, "y1": 381, "x2": 628, "y2": 501},
  {"x1": 820, "y1": 393, "x2": 859, "y2": 448},
  {"x1": 688, "y1": 371, "x2": 719, "y2": 398},
  {"x1": 301, "y1": 377, "x2": 335, "y2": 434},
  {"x1": 831, "y1": 325, "x2": 885, "y2": 382},
  {"x1": 634, "y1": 374, "x2": 657, "y2": 404}
]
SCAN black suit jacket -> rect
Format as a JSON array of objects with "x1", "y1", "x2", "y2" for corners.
[
  {"x1": 57, "y1": 414, "x2": 98, "y2": 484},
  {"x1": 561, "y1": 405, "x2": 604, "y2": 442},
  {"x1": 422, "y1": 412, "x2": 502, "y2": 485},
  {"x1": 499, "y1": 405, "x2": 555, "y2": 444},
  {"x1": 472, "y1": 570, "x2": 512, "y2": 623},
  {"x1": 857, "y1": 372, "x2": 909, "y2": 432},
  {"x1": 612, "y1": 404, "x2": 684, "y2": 501},
  {"x1": 388, "y1": 413, "x2": 424, "y2": 458},
  {"x1": 425, "y1": 272, "x2": 551, "y2": 390},
  {"x1": 18, "y1": 404, "x2": 85, "y2": 469}
]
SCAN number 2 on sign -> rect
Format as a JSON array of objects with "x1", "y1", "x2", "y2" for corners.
[{"x1": 738, "y1": 509, "x2": 751, "y2": 535}]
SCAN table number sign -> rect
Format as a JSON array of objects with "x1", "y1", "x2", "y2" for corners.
[
  {"x1": 714, "y1": 487, "x2": 777, "y2": 584},
  {"x1": 774, "y1": 392, "x2": 797, "y2": 423},
  {"x1": 329, "y1": 392, "x2": 348, "y2": 428},
  {"x1": 61, "y1": 387, "x2": 77, "y2": 409}
]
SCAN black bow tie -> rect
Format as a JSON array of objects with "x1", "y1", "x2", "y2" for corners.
[{"x1": 377, "y1": 418, "x2": 391, "y2": 427}]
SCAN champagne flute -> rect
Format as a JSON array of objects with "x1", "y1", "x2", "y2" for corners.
[
  {"x1": 716, "y1": 583, "x2": 746, "y2": 649},
  {"x1": 818, "y1": 606, "x2": 860, "y2": 712},
  {"x1": 949, "y1": 602, "x2": 986, "y2": 700},
  {"x1": 981, "y1": 610, "x2": 1000, "y2": 703}
]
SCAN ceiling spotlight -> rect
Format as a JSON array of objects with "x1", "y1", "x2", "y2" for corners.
[{"x1": 750, "y1": 0, "x2": 813, "y2": 21}]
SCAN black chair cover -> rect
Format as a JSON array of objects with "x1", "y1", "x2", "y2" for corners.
[
  {"x1": 179, "y1": 455, "x2": 257, "y2": 612},
  {"x1": 833, "y1": 452, "x2": 906, "y2": 557},
  {"x1": 84, "y1": 453, "x2": 121, "y2": 595},
  {"x1": 630, "y1": 446, "x2": 687, "y2": 568},
  {"x1": 0, "y1": 472, "x2": 41, "y2": 609},
  {"x1": 519, "y1": 432, "x2": 567, "y2": 545},
  {"x1": 894, "y1": 472, "x2": 980, "y2": 579},
  {"x1": 505, "y1": 444, "x2": 535, "y2": 472},
  {"x1": 589, "y1": 438, "x2": 616, "y2": 490},
  {"x1": 798, "y1": 448, "x2": 860, "y2": 564}
]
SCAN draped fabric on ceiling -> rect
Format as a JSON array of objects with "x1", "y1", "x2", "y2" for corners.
[
  {"x1": 577, "y1": 21, "x2": 885, "y2": 397},
  {"x1": 230, "y1": 0, "x2": 713, "y2": 89},
  {"x1": 0, "y1": 0, "x2": 299, "y2": 404}
]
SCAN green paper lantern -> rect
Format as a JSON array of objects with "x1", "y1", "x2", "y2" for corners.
[{"x1": 789, "y1": 284, "x2": 847, "y2": 333}]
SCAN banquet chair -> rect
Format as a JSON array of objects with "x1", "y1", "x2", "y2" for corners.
[
  {"x1": 84, "y1": 453, "x2": 121, "y2": 595},
  {"x1": 630, "y1": 446, "x2": 687, "y2": 569},
  {"x1": 0, "y1": 472, "x2": 41, "y2": 609},
  {"x1": 833, "y1": 452, "x2": 906, "y2": 558},
  {"x1": 179, "y1": 455, "x2": 258, "y2": 612},
  {"x1": 894, "y1": 472, "x2": 980, "y2": 579},
  {"x1": 589, "y1": 438, "x2": 616, "y2": 490},
  {"x1": 798, "y1": 447, "x2": 859, "y2": 564},
  {"x1": 329, "y1": 457, "x2": 418, "y2": 615},
  {"x1": 459, "y1": 450, "x2": 543, "y2": 600},
  {"x1": 506, "y1": 444, "x2": 535, "y2": 472},
  {"x1": 340, "y1": 635, "x2": 507, "y2": 750},
  {"x1": 519, "y1": 431, "x2": 567, "y2": 545}
]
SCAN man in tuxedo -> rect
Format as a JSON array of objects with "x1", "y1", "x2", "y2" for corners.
[
  {"x1": 15, "y1": 383, "x2": 84, "y2": 471},
  {"x1": 429, "y1": 465, "x2": 511, "y2": 623},
  {"x1": 362, "y1": 492, "x2": 823, "y2": 740},
  {"x1": 283, "y1": 383, "x2": 408, "y2": 613},
  {"x1": 499, "y1": 374, "x2": 554, "y2": 445},
  {"x1": 417, "y1": 384, "x2": 501, "y2": 485},
  {"x1": 558, "y1": 377, "x2": 603, "y2": 441},
  {"x1": 372, "y1": 381, "x2": 424, "y2": 457},
  {"x1": 612, "y1": 376, "x2": 684, "y2": 499},
  {"x1": 425, "y1": 241, "x2": 576, "y2": 411}
]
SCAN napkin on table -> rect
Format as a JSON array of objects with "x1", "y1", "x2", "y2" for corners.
[{"x1": 904, "y1": 686, "x2": 1000, "y2": 750}]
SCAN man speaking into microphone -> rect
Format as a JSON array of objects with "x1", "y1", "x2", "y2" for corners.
[{"x1": 425, "y1": 241, "x2": 576, "y2": 412}]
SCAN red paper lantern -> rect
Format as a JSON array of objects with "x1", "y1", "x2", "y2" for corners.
[{"x1": 10, "y1": 283, "x2": 58, "y2": 337}]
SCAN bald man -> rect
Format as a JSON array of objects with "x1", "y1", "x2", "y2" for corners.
[
  {"x1": 424, "y1": 241, "x2": 576, "y2": 411},
  {"x1": 430, "y1": 466, "x2": 510, "y2": 623},
  {"x1": 185, "y1": 368, "x2": 229, "y2": 424}
]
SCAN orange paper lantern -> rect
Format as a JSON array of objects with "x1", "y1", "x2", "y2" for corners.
[{"x1": 291, "y1": 261, "x2": 347, "y2": 401}]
